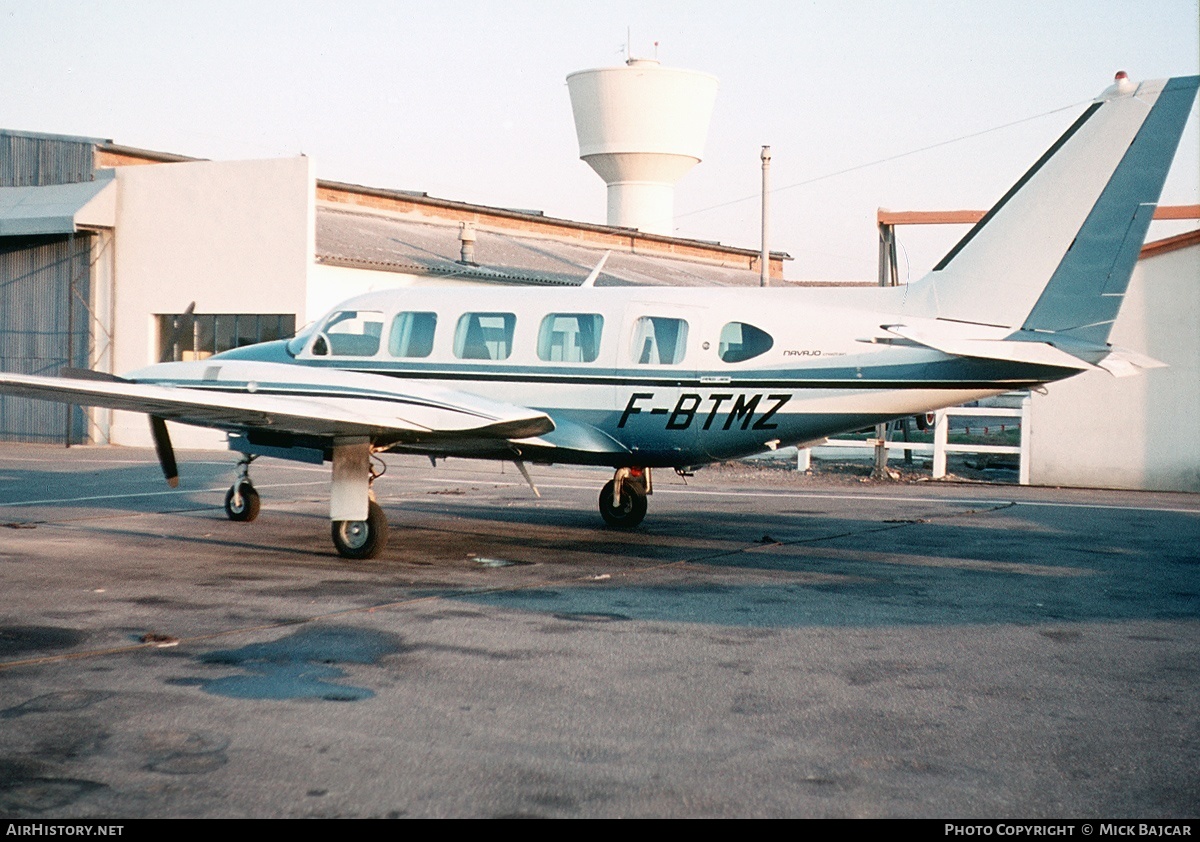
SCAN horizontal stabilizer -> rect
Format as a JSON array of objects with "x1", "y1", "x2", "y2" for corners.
[
  {"x1": 885, "y1": 325, "x2": 1098, "y2": 371},
  {"x1": 1095, "y1": 345, "x2": 1167, "y2": 378}
]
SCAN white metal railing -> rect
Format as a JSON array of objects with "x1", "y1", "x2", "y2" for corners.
[{"x1": 802, "y1": 395, "x2": 1031, "y2": 484}]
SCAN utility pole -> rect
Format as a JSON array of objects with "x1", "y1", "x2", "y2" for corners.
[
  {"x1": 760, "y1": 145, "x2": 771, "y2": 287},
  {"x1": 872, "y1": 215, "x2": 900, "y2": 478}
]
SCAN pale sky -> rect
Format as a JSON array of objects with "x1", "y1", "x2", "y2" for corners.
[{"x1": 2, "y1": 0, "x2": 1197, "y2": 281}]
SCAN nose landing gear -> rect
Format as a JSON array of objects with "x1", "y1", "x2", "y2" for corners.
[{"x1": 224, "y1": 455, "x2": 260, "y2": 522}]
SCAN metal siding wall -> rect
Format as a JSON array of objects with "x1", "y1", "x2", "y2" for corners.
[
  {"x1": 0, "y1": 236, "x2": 91, "y2": 442},
  {"x1": 0, "y1": 133, "x2": 97, "y2": 441},
  {"x1": 0, "y1": 133, "x2": 95, "y2": 186}
]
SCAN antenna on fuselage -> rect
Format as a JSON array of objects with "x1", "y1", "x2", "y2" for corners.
[{"x1": 580, "y1": 250, "x2": 612, "y2": 287}]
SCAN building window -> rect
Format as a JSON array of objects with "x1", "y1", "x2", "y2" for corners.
[
  {"x1": 388, "y1": 312, "x2": 437, "y2": 358},
  {"x1": 454, "y1": 312, "x2": 516, "y2": 361},
  {"x1": 631, "y1": 316, "x2": 688, "y2": 365},
  {"x1": 157, "y1": 313, "x2": 296, "y2": 363},
  {"x1": 537, "y1": 313, "x2": 603, "y2": 363},
  {"x1": 718, "y1": 321, "x2": 774, "y2": 363}
]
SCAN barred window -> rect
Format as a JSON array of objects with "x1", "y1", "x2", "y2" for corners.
[{"x1": 157, "y1": 313, "x2": 295, "y2": 363}]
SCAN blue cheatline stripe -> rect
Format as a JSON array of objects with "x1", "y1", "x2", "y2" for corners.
[
  {"x1": 360, "y1": 368, "x2": 1056, "y2": 390},
  {"x1": 143, "y1": 374, "x2": 1048, "y2": 397},
  {"x1": 287, "y1": 355, "x2": 1071, "y2": 388}
]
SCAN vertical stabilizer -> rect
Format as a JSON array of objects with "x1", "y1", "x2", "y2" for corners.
[{"x1": 902, "y1": 75, "x2": 1199, "y2": 345}]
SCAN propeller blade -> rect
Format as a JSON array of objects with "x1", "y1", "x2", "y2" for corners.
[
  {"x1": 149, "y1": 415, "x2": 179, "y2": 488},
  {"x1": 161, "y1": 302, "x2": 197, "y2": 363}
]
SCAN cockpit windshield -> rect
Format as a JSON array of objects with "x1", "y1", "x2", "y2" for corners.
[{"x1": 285, "y1": 321, "x2": 318, "y2": 356}]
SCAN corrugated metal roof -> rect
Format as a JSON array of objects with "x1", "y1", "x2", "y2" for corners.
[
  {"x1": 316, "y1": 206, "x2": 771, "y2": 287},
  {"x1": 317, "y1": 178, "x2": 788, "y2": 262}
]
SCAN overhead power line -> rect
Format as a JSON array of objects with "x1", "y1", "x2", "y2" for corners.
[{"x1": 675, "y1": 98, "x2": 1093, "y2": 221}]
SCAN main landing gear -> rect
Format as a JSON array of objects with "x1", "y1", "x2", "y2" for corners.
[
  {"x1": 331, "y1": 500, "x2": 389, "y2": 560},
  {"x1": 222, "y1": 446, "x2": 391, "y2": 560},
  {"x1": 599, "y1": 467, "x2": 651, "y2": 528},
  {"x1": 327, "y1": 441, "x2": 389, "y2": 561}
]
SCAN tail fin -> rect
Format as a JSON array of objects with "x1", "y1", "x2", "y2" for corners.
[{"x1": 903, "y1": 75, "x2": 1199, "y2": 348}]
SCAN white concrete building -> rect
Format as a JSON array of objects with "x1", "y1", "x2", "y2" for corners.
[
  {"x1": 878, "y1": 210, "x2": 1200, "y2": 493},
  {"x1": 1028, "y1": 231, "x2": 1200, "y2": 492},
  {"x1": 104, "y1": 155, "x2": 315, "y2": 447}
]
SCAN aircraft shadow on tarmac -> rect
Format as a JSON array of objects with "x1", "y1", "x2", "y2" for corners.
[
  {"x1": 428, "y1": 501, "x2": 1200, "y2": 629},
  {"x1": 2, "y1": 460, "x2": 1197, "y2": 630}
]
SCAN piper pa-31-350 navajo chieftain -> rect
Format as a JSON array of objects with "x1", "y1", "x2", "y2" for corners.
[{"x1": 2, "y1": 75, "x2": 1197, "y2": 558}]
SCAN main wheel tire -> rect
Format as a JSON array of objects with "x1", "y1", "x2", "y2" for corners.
[
  {"x1": 224, "y1": 482, "x2": 260, "y2": 522},
  {"x1": 331, "y1": 500, "x2": 389, "y2": 560},
  {"x1": 598, "y1": 480, "x2": 647, "y2": 528}
]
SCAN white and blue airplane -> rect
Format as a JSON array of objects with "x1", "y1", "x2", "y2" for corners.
[{"x1": 1, "y1": 74, "x2": 1196, "y2": 558}]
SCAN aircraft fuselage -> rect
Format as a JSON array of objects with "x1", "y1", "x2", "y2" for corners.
[{"x1": 200, "y1": 285, "x2": 1070, "y2": 469}]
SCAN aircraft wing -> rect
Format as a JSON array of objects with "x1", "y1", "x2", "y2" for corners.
[
  {"x1": 0, "y1": 363, "x2": 554, "y2": 443},
  {"x1": 513, "y1": 413, "x2": 631, "y2": 456}
]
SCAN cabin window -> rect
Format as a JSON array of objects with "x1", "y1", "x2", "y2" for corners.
[
  {"x1": 388, "y1": 312, "x2": 437, "y2": 358},
  {"x1": 718, "y1": 321, "x2": 774, "y2": 363},
  {"x1": 158, "y1": 313, "x2": 296, "y2": 362},
  {"x1": 311, "y1": 310, "x2": 384, "y2": 357},
  {"x1": 454, "y1": 312, "x2": 516, "y2": 361},
  {"x1": 537, "y1": 313, "x2": 604, "y2": 363},
  {"x1": 631, "y1": 316, "x2": 689, "y2": 365}
]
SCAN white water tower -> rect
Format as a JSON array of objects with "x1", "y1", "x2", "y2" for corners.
[{"x1": 567, "y1": 58, "x2": 718, "y2": 236}]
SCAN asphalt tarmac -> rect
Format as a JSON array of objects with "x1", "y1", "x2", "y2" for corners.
[{"x1": 0, "y1": 444, "x2": 1197, "y2": 818}]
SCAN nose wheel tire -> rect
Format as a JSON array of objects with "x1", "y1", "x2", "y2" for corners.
[
  {"x1": 331, "y1": 500, "x2": 389, "y2": 560},
  {"x1": 598, "y1": 480, "x2": 647, "y2": 528},
  {"x1": 224, "y1": 482, "x2": 260, "y2": 522}
]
